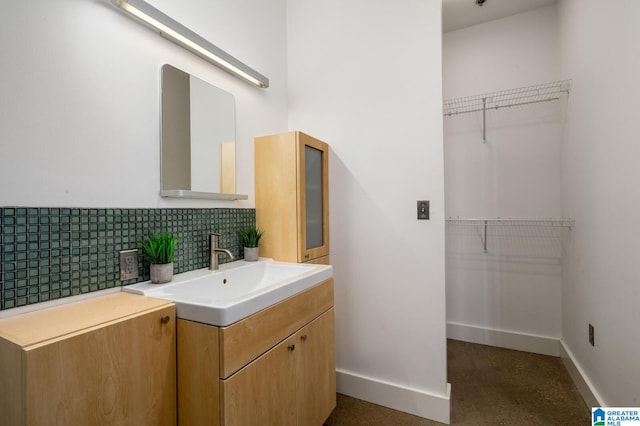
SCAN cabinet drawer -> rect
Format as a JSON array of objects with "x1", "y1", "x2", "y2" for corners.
[{"x1": 219, "y1": 278, "x2": 333, "y2": 378}]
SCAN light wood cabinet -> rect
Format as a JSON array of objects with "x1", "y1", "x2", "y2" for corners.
[
  {"x1": 177, "y1": 318, "x2": 220, "y2": 426},
  {"x1": 255, "y1": 131, "x2": 330, "y2": 264},
  {"x1": 221, "y1": 309, "x2": 335, "y2": 426},
  {"x1": 221, "y1": 333, "x2": 297, "y2": 425},
  {"x1": 295, "y1": 309, "x2": 336, "y2": 425},
  {"x1": 0, "y1": 293, "x2": 176, "y2": 426},
  {"x1": 178, "y1": 278, "x2": 336, "y2": 426}
]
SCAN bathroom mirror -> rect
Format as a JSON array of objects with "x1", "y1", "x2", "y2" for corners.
[{"x1": 160, "y1": 64, "x2": 247, "y2": 200}]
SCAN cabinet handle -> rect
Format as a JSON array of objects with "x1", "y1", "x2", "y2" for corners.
[
  {"x1": 304, "y1": 254, "x2": 310, "y2": 259},
  {"x1": 300, "y1": 334, "x2": 308, "y2": 341},
  {"x1": 160, "y1": 315, "x2": 171, "y2": 324},
  {"x1": 288, "y1": 344, "x2": 296, "y2": 351}
]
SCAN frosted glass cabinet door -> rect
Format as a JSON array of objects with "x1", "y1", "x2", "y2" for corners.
[{"x1": 305, "y1": 145, "x2": 324, "y2": 250}]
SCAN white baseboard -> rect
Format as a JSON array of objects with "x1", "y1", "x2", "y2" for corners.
[
  {"x1": 447, "y1": 321, "x2": 560, "y2": 356},
  {"x1": 559, "y1": 341, "x2": 604, "y2": 408},
  {"x1": 336, "y1": 369, "x2": 451, "y2": 424}
]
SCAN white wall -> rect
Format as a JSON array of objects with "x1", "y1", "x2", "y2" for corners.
[
  {"x1": 0, "y1": 0, "x2": 288, "y2": 208},
  {"x1": 288, "y1": 1, "x2": 449, "y2": 423},
  {"x1": 443, "y1": 5, "x2": 560, "y2": 99},
  {"x1": 558, "y1": 0, "x2": 640, "y2": 406},
  {"x1": 443, "y1": 5, "x2": 566, "y2": 352}
]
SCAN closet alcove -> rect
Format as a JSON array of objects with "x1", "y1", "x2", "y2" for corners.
[{"x1": 442, "y1": 0, "x2": 573, "y2": 357}]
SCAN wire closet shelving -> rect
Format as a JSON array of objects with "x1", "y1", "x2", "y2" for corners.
[
  {"x1": 446, "y1": 218, "x2": 574, "y2": 254},
  {"x1": 443, "y1": 79, "x2": 572, "y2": 141},
  {"x1": 443, "y1": 81, "x2": 574, "y2": 254}
]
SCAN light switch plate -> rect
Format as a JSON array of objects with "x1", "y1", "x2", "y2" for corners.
[{"x1": 417, "y1": 200, "x2": 429, "y2": 220}]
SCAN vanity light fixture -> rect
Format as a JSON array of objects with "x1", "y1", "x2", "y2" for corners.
[{"x1": 111, "y1": 0, "x2": 269, "y2": 88}]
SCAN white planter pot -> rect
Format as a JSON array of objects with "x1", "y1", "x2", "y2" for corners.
[
  {"x1": 150, "y1": 262, "x2": 173, "y2": 284},
  {"x1": 244, "y1": 247, "x2": 259, "y2": 262}
]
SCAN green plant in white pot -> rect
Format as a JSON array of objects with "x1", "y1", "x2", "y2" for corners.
[
  {"x1": 142, "y1": 232, "x2": 176, "y2": 283},
  {"x1": 240, "y1": 226, "x2": 264, "y2": 262}
]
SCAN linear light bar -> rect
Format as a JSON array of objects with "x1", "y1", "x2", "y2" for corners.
[{"x1": 111, "y1": 0, "x2": 269, "y2": 88}]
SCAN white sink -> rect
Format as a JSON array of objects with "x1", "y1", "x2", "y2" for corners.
[{"x1": 123, "y1": 259, "x2": 332, "y2": 326}]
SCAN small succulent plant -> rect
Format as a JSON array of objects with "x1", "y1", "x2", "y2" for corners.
[
  {"x1": 240, "y1": 226, "x2": 264, "y2": 248},
  {"x1": 141, "y1": 232, "x2": 176, "y2": 264}
]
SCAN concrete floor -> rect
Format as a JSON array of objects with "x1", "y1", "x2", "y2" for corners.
[{"x1": 325, "y1": 339, "x2": 590, "y2": 425}]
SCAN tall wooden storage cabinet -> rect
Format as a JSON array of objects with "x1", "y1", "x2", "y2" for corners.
[{"x1": 255, "y1": 131, "x2": 330, "y2": 264}]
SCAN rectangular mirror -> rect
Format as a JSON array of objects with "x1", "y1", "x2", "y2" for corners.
[{"x1": 160, "y1": 64, "x2": 248, "y2": 200}]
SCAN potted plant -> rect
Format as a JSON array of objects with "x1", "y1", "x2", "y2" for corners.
[
  {"x1": 240, "y1": 226, "x2": 264, "y2": 262},
  {"x1": 142, "y1": 232, "x2": 176, "y2": 283}
]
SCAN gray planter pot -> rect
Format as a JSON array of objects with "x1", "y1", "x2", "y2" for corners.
[
  {"x1": 244, "y1": 247, "x2": 259, "y2": 262},
  {"x1": 150, "y1": 262, "x2": 173, "y2": 284}
]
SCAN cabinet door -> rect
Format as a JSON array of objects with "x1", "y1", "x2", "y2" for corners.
[
  {"x1": 24, "y1": 306, "x2": 176, "y2": 426},
  {"x1": 221, "y1": 335, "x2": 297, "y2": 426},
  {"x1": 296, "y1": 308, "x2": 336, "y2": 425},
  {"x1": 298, "y1": 133, "x2": 329, "y2": 263}
]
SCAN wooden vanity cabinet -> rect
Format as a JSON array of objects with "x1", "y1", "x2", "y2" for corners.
[
  {"x1": 0, "y1": 293, "x2": 176, "y2": 426},
  {"x1": 221, "y1": 309, "x2": 335, "y2": 426},
  {"x1": 177, "y1": 278, "x2": 336, "y2": 426},
  {"x1": 255, "y1": 131, "x2": 330, "y2": 264}
]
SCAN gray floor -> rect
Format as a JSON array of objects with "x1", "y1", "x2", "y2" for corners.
[{"x1": 325, "y1": 339, "x2": 590, "y2": 425}]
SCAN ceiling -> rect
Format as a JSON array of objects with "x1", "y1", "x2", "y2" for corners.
[{"x1": 442, "y1": 0, "x2": 558, "y2": 33}]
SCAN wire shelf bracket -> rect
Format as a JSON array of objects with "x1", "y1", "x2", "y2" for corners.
[{"x1": 443, "y1": 80, "x2": 572, "y2": 142}]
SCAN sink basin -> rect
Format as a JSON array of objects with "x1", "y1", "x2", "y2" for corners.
[{"x1": 123, "y1": 259, "x2": 332, "y2": 326}]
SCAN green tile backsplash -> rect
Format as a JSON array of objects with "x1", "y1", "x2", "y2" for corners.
[{"x1": 0, "y1": 207, "x2": 255, "y2": 310}]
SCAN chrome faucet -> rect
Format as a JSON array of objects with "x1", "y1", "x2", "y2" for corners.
[{"x1": 209, "y1": 233, "x2": 235, "y2": 270}]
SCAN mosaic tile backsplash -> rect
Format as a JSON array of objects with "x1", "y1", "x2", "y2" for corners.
[{"x1": 0, "y1": 207, "x2": 255, "y2": 310}]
